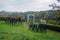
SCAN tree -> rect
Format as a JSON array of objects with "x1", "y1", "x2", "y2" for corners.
[
  {"x1": 49, "y1": 0, "x2": 60, "y2": 10},
  {"x1": 57, "y1": 0, "x2": 60, "y2": 2},
  {"x1": 49, "y1": 0, "x2": 60, "y2": 25}
]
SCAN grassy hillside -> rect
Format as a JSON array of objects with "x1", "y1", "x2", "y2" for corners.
[{"x1": 0, "y1": 21, "x2": 60, "y2": 40}]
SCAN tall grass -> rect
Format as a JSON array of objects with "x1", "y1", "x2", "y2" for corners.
[{"x1": 0, "y1": 21, "x2": 60, "y2": 40}]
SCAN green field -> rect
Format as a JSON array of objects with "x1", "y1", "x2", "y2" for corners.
[{"x1": 0, "y1": 21, "x2": 60, "y2": 40}]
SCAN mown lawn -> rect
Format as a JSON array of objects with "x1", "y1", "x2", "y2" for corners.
[{"x1": 0, "y1": 21, "x2": 60, "y2": 40}]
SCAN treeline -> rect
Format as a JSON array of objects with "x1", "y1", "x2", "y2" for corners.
[{"x1": 0, "y1": 10, "x2": 60, "y2": 25}]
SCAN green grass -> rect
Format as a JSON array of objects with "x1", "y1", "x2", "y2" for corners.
[{"x1": 0, "y1": 21, "x2": 60, "y2": 40}]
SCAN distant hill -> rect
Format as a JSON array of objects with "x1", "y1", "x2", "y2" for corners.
[
  {"x1": 47, "y1": 10, "x2": 60, "y2": 25},
  {"x1": 0, "y1": 10, "x2": 60, "y2": 25}
]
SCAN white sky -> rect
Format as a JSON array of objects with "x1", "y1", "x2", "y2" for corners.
[{"x1": 0, "y1": 0, "x2": 60, "y2": 12}]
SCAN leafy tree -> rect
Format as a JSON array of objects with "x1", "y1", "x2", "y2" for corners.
[
  {"x1": 49, "y1": 0, "x2": 60, "y2": 10},
  {"x1": 57, "y1": 0, "x2": 60, "y2": 2}
]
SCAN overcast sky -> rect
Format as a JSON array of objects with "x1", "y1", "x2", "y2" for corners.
[{"x1": 0, "y1": 0, "x2": 59, "y2": 12}]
